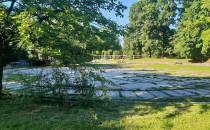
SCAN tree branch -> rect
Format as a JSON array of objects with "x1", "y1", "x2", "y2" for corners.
[{"x1": 7, "y1": 0, "x2": 17, "y2": 17}]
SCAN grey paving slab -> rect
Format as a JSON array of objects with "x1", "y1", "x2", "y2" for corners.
[
  {"x1": 120, "y1": 82, "x2": 157, "y2": 91},
  {"x1": 121, "y1": 91, "x2": 137, "y2": 98},
  {"x1": 3, "y1": 82, "x2": 24, "y2": 90},
  {"x1": 186, "y1": 89, "x2": 204, "y2": 96},
  {"x1": 162, "y1": 90, "x2": 184, "y2": 97},
  {"x1": 96, "y1": 90, "x2": 120, "y2": 98},
  {"x1": 135, "y1": 91, "x2": 155, "y2": 99},
  {"x1": 107, "y1": 91, "x2": 120, "y2": 98},
  {"x1": 174, "y1": 90, "x2": 197, "y2": 96},
  {"x1": 149, "y1": 91, "x2": 170, "y2": 98},
  {"x1": 196, "y1": 89, "x2": 210, "y2": 96}
]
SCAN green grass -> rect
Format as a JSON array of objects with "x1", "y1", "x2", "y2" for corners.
[
  {"x1": 92, "y1": 58, "x2": 210, "y2": 77},
  {"x1": 1, "y1": 98, "x2": 210, "y2": 130},
  {"x1": 123, "y1": 64, "x2": 210, "y2": 71},
  {"x1": 119, "y1": 64, "x2": 210, "y2": 76},
  {"x1": 94, "y1": 58, "x2": 189, "y2": 64}
]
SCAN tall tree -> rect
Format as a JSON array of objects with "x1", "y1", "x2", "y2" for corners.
[
  {"x1": 0, "y1": 2, "x2": 20, "y2": 98},
  {"x1": 0, "y1": 0, "x2": 126, "y2": 98},
  {"x1": 124, "y1": 0, "x2": 176, "y2": 57},
  {"x1": 123, "y1": 26, "x2": 142, "y2": 56},
  {"x1": 201, "y1": 0, "x2": 210, "y2": 57},
  {"x1": 173, "y1": 0, "x2": 210, "y2": 61}
]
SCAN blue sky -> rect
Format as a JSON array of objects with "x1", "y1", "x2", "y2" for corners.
[
  {"x1": 103, "y1": 0, "x2": 138, "y2": 26},
  {"x1": 102, "y1": 0, "x2": 138, "y2": 44}
]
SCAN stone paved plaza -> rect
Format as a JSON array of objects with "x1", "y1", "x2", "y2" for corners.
[
  {"x1": 99, "y1": 69, "x2": 210, "y2": 99},
  {"x1": 3, "y1": 68, "x2": 210, "y2": 100}
]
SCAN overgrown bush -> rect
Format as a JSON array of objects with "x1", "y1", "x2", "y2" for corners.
[{"x1": 21, "y1": 66, "x2": 110, "y2": 107}]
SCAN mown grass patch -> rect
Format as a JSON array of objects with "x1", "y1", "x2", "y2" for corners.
[
  {"x1": 1, "y1": 97, "x2": 210, "y2": 130},
  {"x1": 95, "y1": 64, "x2": 210, "y2": 77},
  {"x1": 91, "y1": 58, "x2": 210, "y2": 77},
  {"x1": 93, "y1": 58, "x2": 189, "y2": 64}
]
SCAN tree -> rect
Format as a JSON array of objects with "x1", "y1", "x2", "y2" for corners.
[
  {"x1": 124, "y1": 0, "x2": 176, "y2": 57},
  {"x1": 173, "y1": 0, "x2": 210, "y2": 61},
  {"x1": 0, "y1": 5, "x2": 20, "y2": 98},
  {"x1": 0, "y1": 0, "x2": 126, "y2": 98},
  {"x1": 201, "y1": 0, "x2": 210, "y2": 57},
  {"x1": 123, "y1": 26, "x2": 143, "y2": 56},
  {"x1": 86, "y1": 29, "x2": 122, "y2": 52}
]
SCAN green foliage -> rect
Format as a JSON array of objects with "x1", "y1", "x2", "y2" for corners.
[
  {"x1": 201, "y1": 29, "x2": 210, "y2": 56},
  {"x1": 124, "y1": 0, "x2": 176, "y2": 57},
  {"x1": 173, "y1": 0, "x2": 210, "y2": 61},
  {"x1": 112, "y1": 50, "x2": 122, "y2": 59},
  {"x1": 0, "y1": 0, "x2": 126, "y2": 98},
  {"x1": 113, "y1": 50, "x2": 122, "y2": 56},
  {"x1": 0, "y1": 8, "x2": 20, "y2": 65},
  {"x1": 1, "y1": 0, "x2": 126, "y2": 65},
  {"x1": 95, "y1": 50, "x2": 102, "y2": 55},
  {"x1": 201, "y1": 0, "x2": 210, "y2": 57},
  {"x1": 201, "y1": 0, "x2": 210, "y2": 10},
  {"x1": 87, "y1": 30, "x2": 122, "y2": 52},
  {"x1": 124, "y1": 0, "x2": 209, "y2": 61},
  {"x1": 123, "y1": 27, "x2": 142, "y2": 56}
]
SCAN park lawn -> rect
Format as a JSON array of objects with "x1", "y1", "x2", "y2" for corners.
[
  {"x1": 92, "y1": 63, "x2": 210, "y2": 77},
  {"x1": 94, "y1": 58, "x2": 189, "y2": 64},
  {"x1": 91, "y1": 58, "x2": 210, "y2": 77},
  {"x1": 0, "y1": 98, "x2": 210, "y2": 130},
  {"x1": 118, "y1": 64, "x2": 210, "y2": 76}
]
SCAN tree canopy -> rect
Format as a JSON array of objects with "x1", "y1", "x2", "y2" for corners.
[
  {"x1": 124, "y1": 0, "x2": 210, "y2": 61},
  {"x1": 1, "y1": 0, "x2": 126, "y2": 64},
  {"x1": 0, "y1": 0, "x2": 126, "y2": 97},
  {"x1": 124, "y1": 0, "x2": 176, "y2": 57},
  {"x1": 173, "y1": 0, "x2": 210, "y2": 61}
]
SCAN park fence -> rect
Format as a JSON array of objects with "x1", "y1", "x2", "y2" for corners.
[
  {"x1": 91, "y1": 55, "x2": 143, "y2": 64},
  {"x1": 92, "y1": 55, "x2": 143, "y2": 60}
]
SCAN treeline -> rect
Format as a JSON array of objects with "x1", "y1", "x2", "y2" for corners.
[{"x1": 123, "y1": 0, "x2": 210, "y2": 62}]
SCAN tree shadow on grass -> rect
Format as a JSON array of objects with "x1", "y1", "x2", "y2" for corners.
[
  {"x1": 199, "y1": 104, "x2": 210, "y2": 114},
  {"x1": 99, "y1": 99, "x2": 210, "y2": 130},
  {"x1": 90, "y1": 99, "x2": 199, "y2": 130},
  {"x1": 1, "y1": 95, "x2": 210, "y2": 130}
]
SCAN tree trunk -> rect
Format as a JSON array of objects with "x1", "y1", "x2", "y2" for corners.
[
  {"x1": 148, "y1": 48, "x2": 152, "y2": 58},
  {"x1": 0, "y1": 48, "x2": 3, "y2": 99}
]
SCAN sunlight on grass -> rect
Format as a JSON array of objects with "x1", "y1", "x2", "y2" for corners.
[
  {"x1": 101, "y1": 104, "x2": 210, "y2": 130},
  {"x1": 1, "y1": 98, "x2": 210, "y2": 130},
  {"x1": 94, "y1": 58, "x2": 210, "y2": 77}
]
